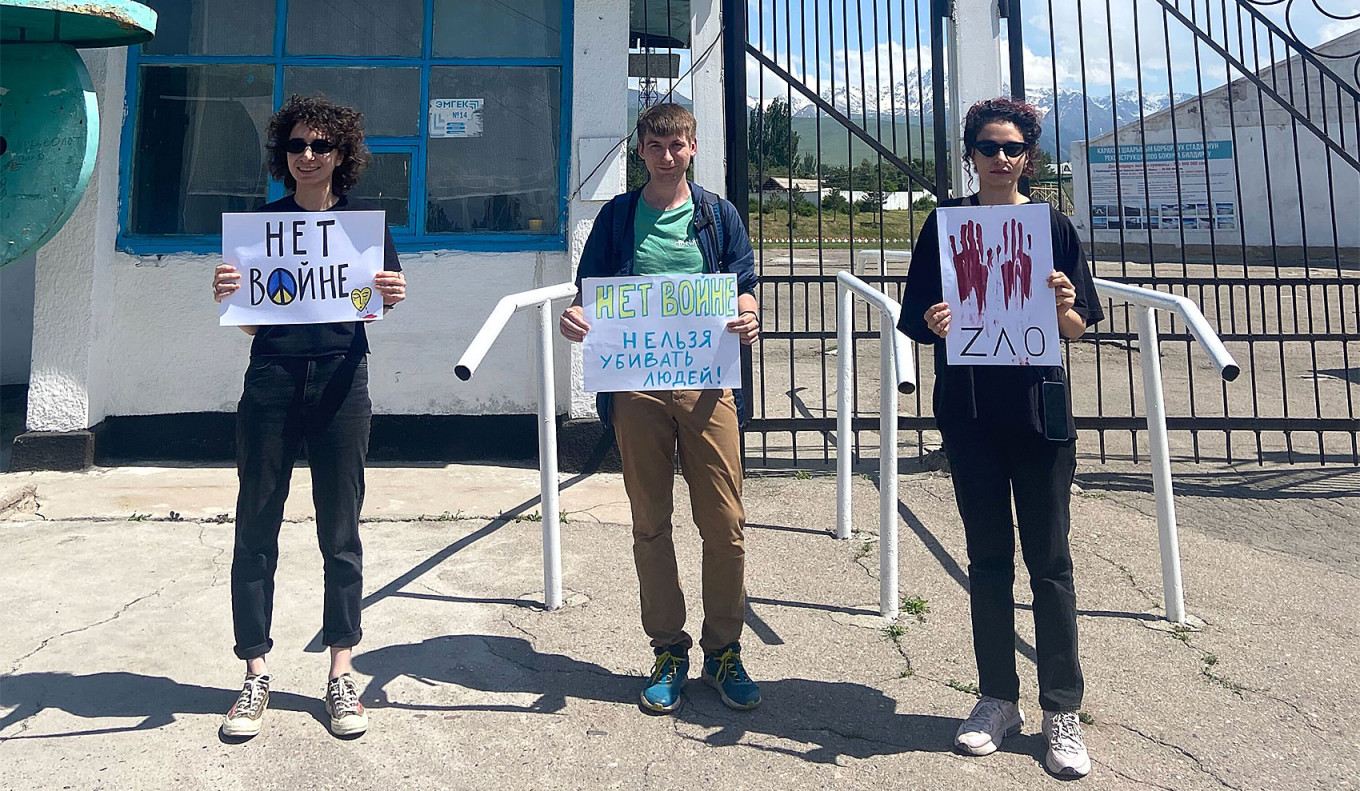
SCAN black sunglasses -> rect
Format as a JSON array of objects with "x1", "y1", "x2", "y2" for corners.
[
  {"x1": 973, "y1": 140, "x2": 1028, "y2": 158},
  {"x1": 285, "y1": 137, "x2": 337, "y2": 155}
]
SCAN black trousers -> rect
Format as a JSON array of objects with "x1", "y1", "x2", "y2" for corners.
[
  {"x1": 231, "y1": 356, "x2": 371, "y2": 660},
  {"x1": 942, "y1": 420, "x2": 1084, "y2": 712}
]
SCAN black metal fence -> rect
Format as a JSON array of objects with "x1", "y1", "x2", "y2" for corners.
[{"x1": 725, "y1": 0, "x2": 1359, "y2": 467}]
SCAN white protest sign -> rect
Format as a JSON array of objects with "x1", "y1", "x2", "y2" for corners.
[
  {"x1": 582, "y1": 274, "x2": 742, "y2": 393},
  {"x1": 220, "y1": 211, "x2": 386, "y2": 327},
  {"x1": 937, "y1": 203, "x2": 1060, "y2": 366}
]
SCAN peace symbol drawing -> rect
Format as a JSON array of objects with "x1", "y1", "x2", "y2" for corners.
[{"x1": 266, "y1": 268, "x2": 297, "y2": 306}]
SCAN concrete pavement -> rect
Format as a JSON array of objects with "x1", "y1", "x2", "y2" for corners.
[{"x1": 1, "y1": 462, "x2": 1358, "y2": 790}]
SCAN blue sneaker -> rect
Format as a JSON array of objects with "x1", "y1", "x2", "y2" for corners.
[
  {"x1": 702, "y1": 643, "x2": 761, "y2": 710},
  {"x1": 640, "y1": 647, "x2": 689, "y2": 713}
]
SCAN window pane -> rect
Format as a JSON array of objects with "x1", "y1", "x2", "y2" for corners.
[
  {"x1": 129, "y1": 66, "x2": 273, "y2": 235},
  {"x1": 351, "y1": 152, "x2": 412, "y2": 228},
  {"x1": 286, "y1": 0, "x2": 421, "y2": 57},
  {"x1": 426, "y1": 67, "x2": 561, "y2": 235},
  {"x1": 141, "y1": 0, "x2": 275, "y2": 56},
  {"x1": 432, "y1": 0, "x2": 561, "y2": 58},
  {"x1": 284, "y1": 67, "x2": 420, "y2": 138}
]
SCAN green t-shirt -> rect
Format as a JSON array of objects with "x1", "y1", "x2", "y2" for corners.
[{"x1": 633, "y1": 198, "x2": 705, "y2": 276}]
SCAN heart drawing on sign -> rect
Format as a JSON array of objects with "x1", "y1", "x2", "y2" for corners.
[{"x1": 351, "y1": 287, "x2": 372, "y2": 313}]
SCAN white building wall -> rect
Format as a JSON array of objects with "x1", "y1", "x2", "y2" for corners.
[
  {"x1": 27, "y1": 0, "x2": 629, "y2": 434},
  {"x1": 1071, "y1": 32, "x2": 1360, "y2": 253}
]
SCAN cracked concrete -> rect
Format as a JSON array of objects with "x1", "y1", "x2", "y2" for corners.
[{"x1": 1, "y1": 461, "x2": 1357, "y2": 789}]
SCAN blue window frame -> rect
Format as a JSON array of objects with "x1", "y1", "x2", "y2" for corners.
[{"x1": 118, "y1": 0, "x2": 572, "y2": 254}]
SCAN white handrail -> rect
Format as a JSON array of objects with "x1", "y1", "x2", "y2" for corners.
[
  {"x1": 1093, "y1": 277, "x2": 1240, "y2": 625},
  {"x1": 835, "y1": 271, "x2": 917, "y2": 620},
  {"x1": 454, "y1": 281, "x2": 579, "y2": 611},
  {"x1": 852, "y1": 248, "x2": 912, "y2": 276}
]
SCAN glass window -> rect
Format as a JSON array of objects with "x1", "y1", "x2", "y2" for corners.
[
  {"x1": 426, "y1": 67, "x2": 561, "y2": 235},
  {"x1": 129, "y1": 66, "x2": 273, "y2": 235},
  {"x1": 351, "y1": 152, "x2": 412, "y2": 229},
  {"x1": 432, "y1": 0, "x2": 562, "y2": 58},
  {"x1": 286, "y1": 0, "x2": 422, "y2": 57},
  {"x1": 122, "y1": 1, "x2": 568, "y2": 250},
  {"x1": 141, "y1": 0, "x2": 275, "y2": 55},
  {"x1": 284, "y1": 67, "x2": 422, "y2": 138}
]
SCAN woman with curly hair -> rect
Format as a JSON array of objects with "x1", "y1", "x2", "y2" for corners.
[
  {"x1": 897, "y1": 97, "x2": 1102, "y2": 778},
  {"x1": 211, "y1": 94, "x2": 407, "y2": 739}
]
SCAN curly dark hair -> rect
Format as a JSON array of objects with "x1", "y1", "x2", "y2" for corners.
[
  {"x1": 962, "y1": 97, "x2": 1044, "y2": 178},
  {"x1": 266, "y1": 94, "x2": 370, "y2": 195}
]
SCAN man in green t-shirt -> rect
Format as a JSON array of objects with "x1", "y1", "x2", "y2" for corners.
[{"x1": 561, "y1": 104, "x2": 761, "y2": 715}]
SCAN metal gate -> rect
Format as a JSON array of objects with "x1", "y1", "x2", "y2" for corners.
[
  {"x1": 724, "y1": 0, "x2": 1360, "y2": 467},
  {"x1": 723, "y1": 0, "x2": 952, "y2": 467}
]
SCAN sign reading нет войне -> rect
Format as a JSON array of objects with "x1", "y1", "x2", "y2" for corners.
[
  {"x1": 581, "y1": 274, "x2": 742, "y2": 393},
  {"x1": 219, "y1": 211, "x2": 386, "y2": 327}
]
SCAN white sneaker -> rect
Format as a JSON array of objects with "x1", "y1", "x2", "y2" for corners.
[
  {"x1": 324, "y1": 674, "x2": 369, "y2": 737},
  {"x1": 954, "y1": 696, "x2": 1024, "y2": 755},
  {"x1": 1043, "y1": 710, "x2": 1092, "y2": 778},
  {"x1": 221, "y1": 673, "x2": 270, "y2": 737}
]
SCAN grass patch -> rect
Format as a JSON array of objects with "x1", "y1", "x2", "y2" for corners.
[
  {"x1": 749, "y1": 208, "x2": 934, "y2": 243},
  {"x1": 1078, "y1": 710, "x2": 1095, "y2": 725},
  {"x1": 946, "y1": 679, "x2": 980, "y2": 697},
  {"x1": 900, "y1": 596, "x2": 929, "y2": 623},
  {"x1": 794, "y1": 469, "x2": 811, "y2": 480},
  {"x1": 881, "y1": 623, "x2": 907, "y2": 643}
]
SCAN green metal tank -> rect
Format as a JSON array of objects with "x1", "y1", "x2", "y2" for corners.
[{"x1": 0, "y1": 1, "x2": 157, "y2": 267}]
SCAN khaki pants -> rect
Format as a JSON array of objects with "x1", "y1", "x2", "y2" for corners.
[{"x1": 611, "y1": 389, "x2": 746, "y2": 653}]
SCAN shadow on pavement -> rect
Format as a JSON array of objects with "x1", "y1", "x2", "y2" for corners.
[
  {"x1": 1078, "y1": 465, "x2": 1360, "y2": 500},
  {"x1": 353, "y1": 634, "x2": 959, "y2": 764},
  {"x1": 0, "y1": 671, "x2": 326, "y2": 738}
]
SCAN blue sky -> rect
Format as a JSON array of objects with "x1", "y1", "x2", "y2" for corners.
[{"x1": 626, "y1": 0, "x2": 1359, "y2": 103}]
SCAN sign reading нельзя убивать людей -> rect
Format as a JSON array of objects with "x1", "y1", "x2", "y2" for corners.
[
  {"x1": 219, "y1": 211, "x2": 385, "y2": 326},
  {"x1": 582, "y1": 274, "x2": 742, "y2": 393}
]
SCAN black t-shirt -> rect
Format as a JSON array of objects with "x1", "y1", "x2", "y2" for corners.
[
  {"x1": 248, "y1": 194, "x2": 402, "y2": 359},
  {"x1": 896, "y1": 196, "x2": 1104, "y2": 436}
]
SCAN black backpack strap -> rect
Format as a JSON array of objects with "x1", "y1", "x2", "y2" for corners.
[
  {"x1": 714, "y1": 200, "x2": 724, "y2": 258},
  {"x1": 610, "y1": 192, "x2": 634, "y2": 262}
]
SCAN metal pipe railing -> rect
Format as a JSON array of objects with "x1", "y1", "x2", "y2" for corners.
[
  {"x1": 835, "y1": 271, "x2": 917, "y2": 620},
  {"x1": 1093, "y1": 277, "x2": 1239, "y2": 625},
  {"x1": 455, "y1": 281, "x2": 579, "y2": 611}
]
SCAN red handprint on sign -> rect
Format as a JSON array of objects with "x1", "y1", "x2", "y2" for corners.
[
  {"x1": 1000, "y1": 218, "x2": 1034, "y2": 309},
  {"x1": 949, "y1": 219, "x2": 990, "y2": 311}
]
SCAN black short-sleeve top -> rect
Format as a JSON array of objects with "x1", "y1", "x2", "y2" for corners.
[
  {"x1": 247, "y1": 194, "x2": 402, "y2": 360},
  {"x1": 896, "y1": 196, "x2": 1104, "y2": 437}
]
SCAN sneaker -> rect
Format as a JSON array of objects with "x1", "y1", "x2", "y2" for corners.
[
  {"x1": 702, "y1": 642, "x2": 761, "y2": 710},
  {"x1": 1043, "y1": 710, "x2": 1092, "y2": 778},
  {"x1": 221, "y1": 673, "x2": 271, "y2": 737},
  {"x1": 640, "y1": 647, "x2": 689, "y2": 714},
  {"x1": 324, "y1": 674, "x2": 369, "y2": 737},
  {"x1": 954, "y1": 696, "x2": 1024, "y2": 755}
]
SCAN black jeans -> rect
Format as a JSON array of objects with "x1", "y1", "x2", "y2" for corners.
[
  {"x1": 942, "y1": 421, "x2": 1083, "y2": 712},
  {"x1": 231, "y1": 355, "x2": 371, "y2": 660}
]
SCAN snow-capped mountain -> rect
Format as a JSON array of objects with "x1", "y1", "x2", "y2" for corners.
[{"x1": 751, "y1": 70, "x2": 1195, "y2": 153}]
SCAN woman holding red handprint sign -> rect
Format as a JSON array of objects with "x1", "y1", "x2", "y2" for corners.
[{"x1": 898, "y1": 98, "x2": 1103, "y2": 779}]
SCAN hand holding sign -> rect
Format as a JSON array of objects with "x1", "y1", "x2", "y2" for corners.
[
  {"x1": 213, "y1": 264, "x2": 241, "y2": 303},
  {"x1": 1049, "y1": 270, "x2": 1075, "y2": 314},
  {"x1": 373, "y1": 270, "x2": 406, "y2": 308}
]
